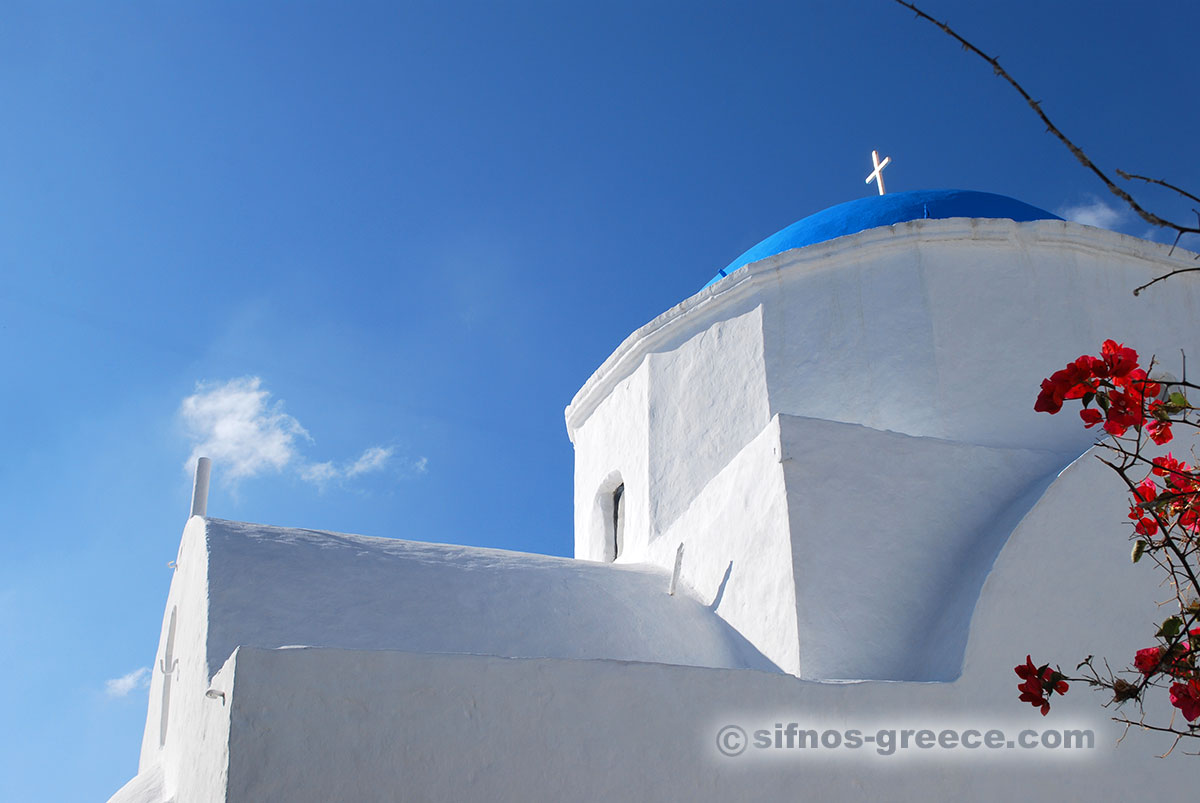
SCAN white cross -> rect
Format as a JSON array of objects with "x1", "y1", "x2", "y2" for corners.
[{"x1": 865, "y1": 149, "x2": 892, "y2": 195}]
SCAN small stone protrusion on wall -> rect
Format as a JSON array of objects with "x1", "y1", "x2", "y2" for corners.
[{"x1": 668, "y1": 542, "x2": 685, "y2": 596}]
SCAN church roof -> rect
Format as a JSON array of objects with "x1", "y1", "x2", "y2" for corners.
[
  {"x1": 704, "y1": 189, "x2": 1061, "y2": 288},
  {"x1": 200, "y1": 518, "x2": 779, "y2": 675}
]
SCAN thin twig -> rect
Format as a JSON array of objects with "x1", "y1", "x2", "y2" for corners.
[
  {"x1": 1134, "y1": 268, "x2": 1200, "y2": 296},
  {"x1": 1118, "y1": 171, "x2": 1200, "y2": 206},
  {"x1": 891, "y1": 1, "x2": 1199, "y2": 241}
]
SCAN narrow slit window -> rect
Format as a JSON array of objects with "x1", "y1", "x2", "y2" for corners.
[{"x1": 612, "y1": 483, "x2": 624, "y2": 560}]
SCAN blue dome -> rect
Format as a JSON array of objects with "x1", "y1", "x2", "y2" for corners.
[{"x1": 704, "y1": 189, "x2": 1061, "y2": 288}]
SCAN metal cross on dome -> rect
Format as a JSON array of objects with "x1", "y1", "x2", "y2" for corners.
[{"x1": 865, "y1": 149, "x2": 892, "y2": 195}]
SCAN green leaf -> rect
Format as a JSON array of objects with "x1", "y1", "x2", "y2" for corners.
[
  {"x1": 1169, "y1": 391, "x2": 1188, "y2": 408},
  {"x1": 1083, "y1": 392, "x2": 1095, "y2": 408},
  {"x1": 1157, "y1": 616, "x2": 1183, "y2": 639},
  {"x1": 1097, "y1": 393, "x2": 1111, "y2": 412}
]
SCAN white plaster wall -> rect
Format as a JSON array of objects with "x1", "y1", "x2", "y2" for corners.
[
  {"x1": 779, "y1": 415, "x2": 1069, "y2": 681},
  {"x1": 964, "y1": 443, "x2": 1187, "y2": 724},
  {"x1": 217, "y1": 644, "x2": 1194, "y2": 803},
  {"x1": 640, "y1": 416, "x2": 799, "y2": 675},
  {"x1": 114, "y1": 445, "x2": 1198, "y2": 801},
  {"x1": 646, "y1": 303, "x2": 770, "y2": 537},
  {"x1": 198, "y1": 517, "x2": 775, "y2": 673},
  {"x1": 571, "y1": 359, "x2": 650, "y2": 561},
  {"x1": 117, "y1": 516, "x2": 231, "y2": 803},
  {"x1": 568, "y1": 222, "x2": 1200, "y2": 551},
  {"x1": 568, "y1": 285, "x2": 768, "y2": 559},
  {"x1": 759, "y1": 220, "x2": 1200, "y2": 451},
  {"x1": 566, "y1": 218, "x2": 1199, "y2": 679}
]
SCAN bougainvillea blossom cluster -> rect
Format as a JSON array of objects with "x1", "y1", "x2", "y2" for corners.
[
  {"x1": 1029, "y1": 340, "x2": 1200, "y2": 732},
  {"x1": 1171, "y1": 680, "x2": 1200, "y2": 723},
  {"x1": 1034, "y1": 339, "x2": 1165, "y2": 440},
  {"x1": 1014, "y1": 656, "x2": 1069, "y2": 716},
  {"x1": 1150, "y1": 454, "x2": 1200, "y2": 535},
  {"x1": 1132, "y1": 628, "x2": 1200, "y2": 722}
]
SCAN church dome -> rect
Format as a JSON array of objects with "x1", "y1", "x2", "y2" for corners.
[{"x1": 704, "y1": 189, "x2": 1061, "y2": 288}]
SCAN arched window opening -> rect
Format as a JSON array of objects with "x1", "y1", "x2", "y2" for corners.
[{"x1": 611, "y1": 483, "x2": 625, "y2": 561}]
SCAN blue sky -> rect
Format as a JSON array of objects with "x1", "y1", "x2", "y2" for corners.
[{"x1": 2, "y1": 1, "x2": 1198, "y2": 799}]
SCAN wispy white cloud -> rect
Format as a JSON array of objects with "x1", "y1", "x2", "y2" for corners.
[
  {"x1": 412, "y1": 456, "x2": 429, "y2": 475},
  {"x1": 300, "y1": 446, "x2": 396, "y2": 488},
  {"x1": 1057, "y1": 198, "x2": 1126, "y2": 230},
  {"x1": 181, "y1": 377, "x2": 309, "y2": 481},
  {"x1": 181, "y1": 377, "x2": 412, "y2": 488},
  {"x1": 1140, "y1": 226, "x2": 1184, "y2": 245},
  {"x1": 105, "y1": 667, "x2": 151, "y2": 698},
  {"x1": 347, "y1": 446, "x2": 393, "y2": 478},
  {"x1": 299, "y1": 461, "x2": 340, "y2": 486}
]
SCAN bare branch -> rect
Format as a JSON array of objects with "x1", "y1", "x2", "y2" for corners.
[
  {"x1": 1117, "y1": 171, "x2": 1200, "y2": 207},
  {"x1": 890, "y1": 1, "x2": 1200, "y2": 239}
]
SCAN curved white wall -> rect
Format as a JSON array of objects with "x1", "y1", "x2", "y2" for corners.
[
  {"x1": 759, "y1": 219, "x2": 1200, "y2": 451},
  {"x1": 567, "y1": 218, "x2": 1200, "y2": 681}
]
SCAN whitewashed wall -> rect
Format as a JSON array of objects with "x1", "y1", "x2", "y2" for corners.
[
  {"x1": 645, "y1": 304, "x2": 771, "y2": 538},
  {"x1": 571, "y1": 361, "x2": 650, "y2": 561},
  {"x1": 759, "y1": 220, "x2": 1200, "y2": 451},
  {"x1": 779, "y1": 414, "x2": 1066, "y2": 681},
  {"x1": 645, "y1": 416, "x2": 800, "y2": 675},
  {"x1": 212, "y1": 450, "x2": 1197, "y2": 800},
  {"x1": 567, "y1": 219, "x2": 1200, "y2": 681},
  {"x1": 116, "y1": 516, "x2": 231, "y2": 803}
]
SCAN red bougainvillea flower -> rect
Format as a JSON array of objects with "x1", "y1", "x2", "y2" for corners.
[
  {"x1": 1137, "y1": 633, "x2": 1200, "y2": 678},
  {"x1": 1103, "y1": 419, "x2": 1129, "y2": 437},
  {"x1": 1014, "y1": 656, "x2": 1068, "y2": 715},
  {"x1": 1133, "y1": 517, "x2": 1158, "y2": 537},
  {"x1": 1034, "y1": 342, "x2": 1168, "y2": 444},
  {"x1": 1100, "y1": 339, "x2": 1139, "y2": 379},
  {"x1": 1019, "y1": 689, "x2": 1049, "y2": 715},
  {"x1": 1169, "y1": 679, "x2": 1200, "y2": 722},
  {"x1": 1145, "y1": 401, "x2": 1174, "y2": 445},
  {"x1": 1152, "y1": 454, "x2": 1191, "y2": 480},
  {"x1": 1015, "y1": 655, "x2": 1040, "y2": 681},
  {"x1": 1128, "y1": 479, "x2": 1160, "y2": 535},
  {"x1": 1144, "y1": 457, "x2": 1200, "y2": 533},
  {"x1": 1117, "y1": 367, "x2": 1160, "y2": 400},
  {"x1": 1015, "y1": 656, "x2": 1047, "y2": 714},
  {"x1": 1102, "y1": 388, "x2": 1147, "y2": 437},
  {"x1": 1035, "y1": 357, "x2": 1101, "y2": 414},
  {"x1": 1164, "y1": 643, "x2": 1195, "y2": 679},
  {"x1": 1135, "y1": 647, "x2": 1163, "y2": 676},
  {"x1": 1147, "y1": 419, "x2": 1173, "y2": 445}
]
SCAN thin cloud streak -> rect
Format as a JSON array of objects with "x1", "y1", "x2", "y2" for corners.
[
  {"x1": 300, "y1": 446, "x2": 396, "y2": 488},
  {"x1": 347, "y1": 446, "x2": 393, "y2": 477},
  {"x1": 105, "y1": 667, "x2": 151, "y2": 698}
]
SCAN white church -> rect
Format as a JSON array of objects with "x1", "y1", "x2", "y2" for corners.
[{"x1": 111, "y1": 186, "x2": 1200, "y2": 801}]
